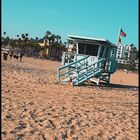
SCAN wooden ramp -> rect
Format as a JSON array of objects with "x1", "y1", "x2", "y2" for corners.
[{"x1": 57, "y1": 55, "x2": 117, "y2": 86}]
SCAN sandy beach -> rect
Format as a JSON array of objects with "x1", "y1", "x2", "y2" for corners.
[{"x1": 2, "y1": 55, "x2": 139, "y2": 140}]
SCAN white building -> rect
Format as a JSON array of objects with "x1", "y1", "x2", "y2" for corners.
[
  {"x1": 116, "y1": 43, "x2": 125, "y2": 59},
  {"x1": 135, "y1": 59, "x2": 139, "y2": 69},
  {"x1": 125, "y1": 44, "x2": 133, "y2": 58},
  {"x1": 116, "y1": 43, "x2": 133, "y2": 64}
]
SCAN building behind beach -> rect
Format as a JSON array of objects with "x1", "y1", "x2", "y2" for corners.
[{"x1": 116, "y1": 44, "x2": 136, "y2": 65}]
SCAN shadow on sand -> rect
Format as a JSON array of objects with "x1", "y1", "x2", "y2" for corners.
[
  {"x1": 103, "y1": 83, "x2": 138, "y2": 89},
  {"x1": 81, "y1": 82, "x2": 138, "y2": 90}
]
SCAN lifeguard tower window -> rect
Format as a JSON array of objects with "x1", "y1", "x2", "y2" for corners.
[
  {"x1": 99, "y1": 46, "x2": 105, "y2": 58},
  {"x1": 78, "y1": 43, "x2": 99, "y2": 56}
]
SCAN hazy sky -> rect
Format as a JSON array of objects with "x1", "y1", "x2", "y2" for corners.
[{"x1": 2, "y1": 0, "x2": 138, "y2": 47}]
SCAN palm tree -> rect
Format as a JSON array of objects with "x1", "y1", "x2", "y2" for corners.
[
  {"x1": 25, "y1": 33, "x2": 28, "y2": 37},
  {"x1": 3, "y1": 32, "x2": 6, "y2": 37},
  {"x1": 129, "y1": 46, "x2": 138, "y2": 68},
  {"x1": 55, "y1": 35, "x2": 61, "y2": 44},
  {"x1": 46, "y1": 31, "x2": 51, "y2": 36},
  {"x1": 45, "y1": 31, "x2": 51, "y2": 45},
  {"x1": 5, "y1": 36, "x2": 10, "y2": 45},
  {"x1": 35, "y1": 37, "x2": 39, "y2": 48},
  {"x1": 21, "y1": 34, "x2": 26, "y2": 40},
  {"x1": 50, "y1": 34, "x2": 56, "y2": 44},
  {"x1": 20, "y1": 33, "x2": 27, "y2": 53},
  {"x1": 35, "y1": 37, "x2": 39, "y2": 42},
  {"x1": 25, "y1": 33, "x2": 29, "y2": 41},
  {"x1": 3, "y1": 32, "x2": 7, "y2": 45},
  {"x1": 63, "y1": 42, "x2": 67, "y2": 45}
]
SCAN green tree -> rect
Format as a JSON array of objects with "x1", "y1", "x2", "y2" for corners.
[
  {"x1": 21, "y1": 34, "x2": 26, "y2": 40},
  {"x1": 4, "y1": 36, "x2": 10, "y2": 45},
  {"x1": 55, "y1": 35, "x2": 61, "y2": 44},
  {"x1": 35, "y1": 37, "x2": 39, "y2": 41},
  {"x1": 50, "y1": 34, "x2": 56, "y2": 44},
  {"x1": 129, "y1": 46, "x2": 138, "y2": 68},
  {"x1": 3, "y1": 32, "x2": 7, "y2": 45},
  {"x1": 25, "y1": 33, "x2": 28, "y2": 37},
  {"x1": 45, "y1": 31, "x2": 51, "y2": 45},
  {"x1": 3, "y1": 32, "x2": 6, "y2": 37}
]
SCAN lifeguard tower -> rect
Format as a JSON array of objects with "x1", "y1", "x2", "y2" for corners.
[{"x1": 57, "y1": 35, "x2": 118, "y2": 85}]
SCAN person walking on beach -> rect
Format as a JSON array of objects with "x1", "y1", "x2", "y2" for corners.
[
  {"x1": 19, "y1": 51, "x2": 24, "y2": 62},
  {"x1": 9, "y1": 48, "x2": 14, "y2": 60},
  {"x1": 13, "y1": 51, "x2": 19, "y2": 61},
  {"x1": 3, "y1": 50, "x2": 8, "y2": 60}
]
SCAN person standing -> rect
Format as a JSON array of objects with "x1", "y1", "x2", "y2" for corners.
[
  {"x1": 3, "y1": 50, "x2": 8, "y2": 60},
  {"x1": 19, "y1": 51, "x2": 24, "y2": 62},
  {"x1": 9, "y1": 48, "x2": 14, "y2": 60}
]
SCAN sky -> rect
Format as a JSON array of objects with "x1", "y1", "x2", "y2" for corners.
[{"x1": 2, "y1": 0, "x2": 139, "y2": 47}]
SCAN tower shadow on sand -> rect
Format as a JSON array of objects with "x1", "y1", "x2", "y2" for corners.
[{"x1": 80, "y1": 82, "x2": 138, "y2": 90}]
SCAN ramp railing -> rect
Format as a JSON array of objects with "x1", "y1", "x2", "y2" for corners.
[
  {"x1": 57, "y1": 56, "x2": 89, "y2": 83},
  {"x1": 57, "y1": 53, "x2": 118, "y2": 85}
]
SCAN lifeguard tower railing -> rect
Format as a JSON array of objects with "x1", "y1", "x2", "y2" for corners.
[{"x1": 57, "y1": 52, "x2": 117, "y2": 85}]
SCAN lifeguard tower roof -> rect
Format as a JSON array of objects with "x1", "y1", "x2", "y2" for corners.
[{"x1": 68, "y1": 35, "x2": 116, "y2": 48}]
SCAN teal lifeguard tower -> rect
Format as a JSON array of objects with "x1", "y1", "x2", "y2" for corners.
[{"x1": 57, "y1": 35, "x2": 118, "y2": 85}]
